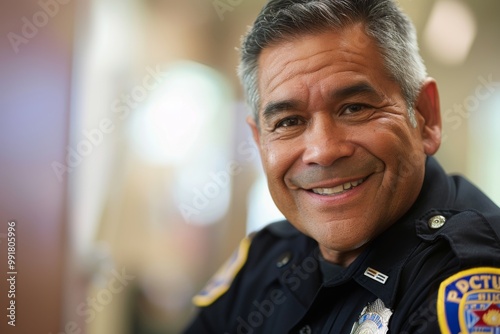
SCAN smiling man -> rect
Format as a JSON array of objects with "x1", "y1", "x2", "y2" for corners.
[{"x1": 184, "y1": 1, "x2": 500, "y2": 333}]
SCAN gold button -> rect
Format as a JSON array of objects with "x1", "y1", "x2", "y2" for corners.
[{"x1": 428, "y1": 215, "x2": 446, "y2": 229}]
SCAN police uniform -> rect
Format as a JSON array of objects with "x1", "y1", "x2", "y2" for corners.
[{"x1": 184, "y1": 157, "x2": 500, "y2": 334}]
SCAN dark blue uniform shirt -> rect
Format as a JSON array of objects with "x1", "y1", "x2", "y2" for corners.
[{"x1": 185, "y1": 157, "x2": 500, "y2": 333}]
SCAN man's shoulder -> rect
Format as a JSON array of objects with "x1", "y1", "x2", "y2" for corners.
[
  {"x1": 416, "y1": 208, "x2": 500, "y2": 266},
  {"x1": 451, "y1": 173, "x2": 500, "y2": 215},
  {"x1": 191, "y1": 220, "x2": 312, "y2": 308},
  {"x1": 247, "y1": 220, "x2": 313, "y2": 259},
  {"x1": 431, "y1": 164, "x2": 500, "y2": 246}
]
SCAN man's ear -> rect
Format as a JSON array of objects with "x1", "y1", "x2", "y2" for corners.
[
  {"x1": 415, "y1": 78, "x2": 442, "y2": 155},
  {"x1": 246, "y1": 115, "x2": 261, "y2": 150}
]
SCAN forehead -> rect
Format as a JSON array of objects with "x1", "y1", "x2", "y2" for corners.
[{"x1": 256, "y1": 24, "x2": 393, "y2": 112}]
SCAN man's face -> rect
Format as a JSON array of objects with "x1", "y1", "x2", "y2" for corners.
[{"x1": 248, "y1": 24, "x2": 440, "y2": 265}]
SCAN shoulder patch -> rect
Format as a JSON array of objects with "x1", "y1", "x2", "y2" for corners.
[
  {"x1": 193, "y1": 236, "x2": 253, "y2": 307},
  {"x1": 437, "y1": 267, "x2": 500, "y2": 334}
]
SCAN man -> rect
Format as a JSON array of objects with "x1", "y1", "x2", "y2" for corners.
[{"x1": 185, "y1": 0, "x2": 500, "y2": 333}]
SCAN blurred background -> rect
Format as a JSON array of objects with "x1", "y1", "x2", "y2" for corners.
[{"x1": 0, "y1": 0, "x2": 499, "y2": 333}]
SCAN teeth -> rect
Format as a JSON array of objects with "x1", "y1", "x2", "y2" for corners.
[{"x1": 312, "y1": 178, "x2": 365, "y2": 196}]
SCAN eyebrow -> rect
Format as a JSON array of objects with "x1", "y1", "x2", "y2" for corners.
[
  {"x1": 331, "y1": 82, "x2": 381, "y2": 101},
  {"x1": 261, "y1": 82, "x2": 382, "y2": 121},
  {"x1": 262, "y1": 100, "x2": 300, "y2": 121}
]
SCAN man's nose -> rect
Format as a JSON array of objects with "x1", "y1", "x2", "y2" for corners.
[{"x1": 301, "y1": 114, "x2": 355, "y2": 166}]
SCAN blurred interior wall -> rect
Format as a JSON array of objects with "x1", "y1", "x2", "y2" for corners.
[{"x1": 0, "y1": 0, "x2": 77, "y2": 333}]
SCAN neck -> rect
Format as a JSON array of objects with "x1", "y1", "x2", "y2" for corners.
[{"x1": 318, "y1": 244, "x2": 368, "y2": 267}]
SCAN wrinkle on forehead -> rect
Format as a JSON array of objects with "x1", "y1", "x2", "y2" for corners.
[
  {"x1": 258, "y1": 26, "x2": 381, "y2": 104},
  {"x1": 261, "y1": 48, "x2": 334, "y2": 95}
]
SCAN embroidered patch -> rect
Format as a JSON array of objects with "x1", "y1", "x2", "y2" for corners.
[
  {"x1": 193, "y1": 236, "x2": 252, "y2": 307},
  {"x1": 437, "y1": 267, "x2": 500, "y2": 334},
  {"x1": 350, "y1": 298, "x2": 393, "y2": 334}
]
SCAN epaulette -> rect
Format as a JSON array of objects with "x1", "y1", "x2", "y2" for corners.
[{"x1": 416, "y1": 209, "x2": 500, "y2": 265}]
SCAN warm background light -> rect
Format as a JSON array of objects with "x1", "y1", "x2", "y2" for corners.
[{"x1": 423, "y1": 0, "x2": 477, "y2": 66}]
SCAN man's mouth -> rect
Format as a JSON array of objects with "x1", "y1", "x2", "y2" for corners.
[{"x1": 311, "y1": 178, "x2": 366, "y2": 196}]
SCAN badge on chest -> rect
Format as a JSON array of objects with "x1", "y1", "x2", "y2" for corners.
[{"x1": 350, "y1": 298, "x2": 393, "y2": 334}]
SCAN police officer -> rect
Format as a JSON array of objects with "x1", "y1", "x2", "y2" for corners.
[{"x1": 184, "y1": 0, "x2": 500, "y2": 333}]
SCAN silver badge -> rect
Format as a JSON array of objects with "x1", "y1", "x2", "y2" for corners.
[{"x1": 350, "y1": 299, "x2": 393, "y2": 334}]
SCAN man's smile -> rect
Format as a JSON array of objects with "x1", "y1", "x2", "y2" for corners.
[{"x1": 310, "y1": 177, "x2": 367, "y2": 196}]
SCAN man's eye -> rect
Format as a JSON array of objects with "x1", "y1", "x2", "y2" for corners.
[
  {"x1": 276, "y1": 117, "x2": 303, "y2": 128},
  {"x1": 343, "y1": 104, "x2": 367, "y2": 114}
]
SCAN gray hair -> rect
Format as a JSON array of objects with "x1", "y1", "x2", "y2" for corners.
[{"x1": 238, "y1": 0, "x2": 427, "y2": 127}]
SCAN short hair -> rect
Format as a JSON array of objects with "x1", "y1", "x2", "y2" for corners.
[{"x1": 238, "y1": 0, "x2": 427, "y2": 127}]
